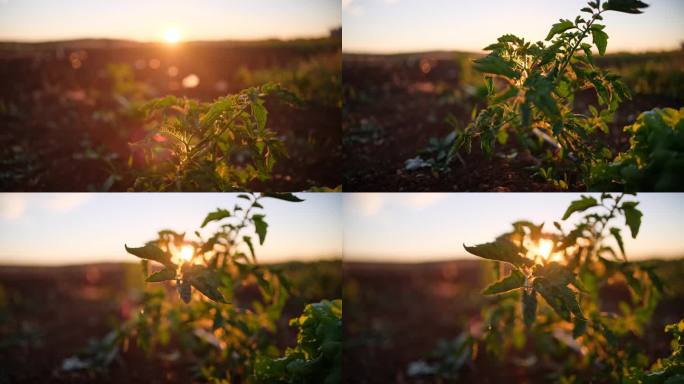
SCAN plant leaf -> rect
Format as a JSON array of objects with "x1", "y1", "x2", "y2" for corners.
[
  {"x1": 591, "y1": 28, "x2": 609, "y2": 55},
  {"x1": 603, "y1": 0, "x2": 649, "y2": 14},
  {"x1": 562, "y1": 196, "x2": 598, "y2": 220},
  {"x1": 621, "y1": 201, "x2": 642, "y2": 238},
  {"x1": 472, "y1": 54, "x2": 520, "y2": 79},
  {"x1": 146, "y1": 268, "x2": 176, "y2": 282},
  {"x1": 464, "y1": 238, "x2": 532, "y2": 267},
  {"x1": 125, "y1": 244, "x2": 175, "y2": 269},
  {"x1": 610, "y1": 227, "x2": 626, "y2": 259},
  {"x1": 483, "y1": 269, "x2": 525, "y2": 295},
  {"x1": 261, "y1": 192, "x2": 304, "y2": 202},
  {"x1": 252, "y1": 214, "x2": 268, "y2": 245},
  {"x1": 201, "y1": 208, "x2": 231, "y2": 228},
  {"x1": 546, "y1": 19, "x2": 575, "y2": 40}
]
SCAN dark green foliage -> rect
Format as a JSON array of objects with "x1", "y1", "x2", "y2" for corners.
[
  {"x1": 64, "y1": 193, "x2": 327, "y2": 383},
  {"x1": 129, "y1": 84, "x2": 299, "y2": 191},
  {"x1": 589, "y1": 108, "x2": 684, "y2": 192},
  {"x1": 254, "y1": 299, "x2": 342, "y2": 384},
  {"x1": 456, "y1": 193, "x2": 665, "y2": 382},
  {"x1": 483, "y1": 269, "x2": 525, "y2": 295},
  {"x1": 424, "y1": 0, "x2": 682, "y2": 192}
]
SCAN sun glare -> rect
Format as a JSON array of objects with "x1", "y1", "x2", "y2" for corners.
[
  {"x1": 164, "y1": 28, "x2": 181, "y2": 44},
  {"x1": 538, "y1": 239, "x2": 554, "y2": 260},
  {"x1": 180, "y1": 245, "x2": 194, "y2": 262}
]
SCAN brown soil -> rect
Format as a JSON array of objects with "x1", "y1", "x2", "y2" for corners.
[{"x1": 0, "y1": 38, "x2": 341, "y2": 191}]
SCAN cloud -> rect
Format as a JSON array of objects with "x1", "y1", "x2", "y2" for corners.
[
  {"x1": 42, "y1": 194, "x2": 92, "y2": 213},
  {"x1": 0, "y1": 194, "x2": 28, "y2": 220},
  {"x1": 347, "y1": 194, "x2": 384, "y2": 216},
  {"x1": 346, "y1": 193, "x2": 446, "y2": 217}
]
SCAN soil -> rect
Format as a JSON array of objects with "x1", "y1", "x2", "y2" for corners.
[
  {"x1": 343, "y1": 258, "x2": 684, "y2": 383},
  {"x1": 0, "y1": 38, "x2": 341, "y2": 191},
  {"x1": 0, "y1": 260, "x2": 342, "y2": 383},
  {"x1": 342, "y1": 51, "x2": 684, "y2": 191}
]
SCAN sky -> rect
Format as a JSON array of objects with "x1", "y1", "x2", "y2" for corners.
[
  {"x1": 0, "y1": 0, "x2": 341, "y2": 42},
  {"x1": 343, "y1": 193, "x2": 684, "y2": 262},
  {"x1": 343, "y1": 0, "x2": 684, "y2": 53},
  {"x1": 0, "y1": 193, "x2": 342, "y2": 266}
]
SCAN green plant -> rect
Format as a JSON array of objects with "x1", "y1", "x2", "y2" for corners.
[
  {"x1": 129, "y1": 84, "x2": 299, "y2": 191},
  {"x1": 412, "y1": 0, "x2": 659, "y2": 188},
  {"x1": 411, "y1": 194, "x2": 666, "y2": 382},
  {"x1": 61, "y1": 193, "x2": 340, "y2": 383},
  {"x1": 254, "y1": 299, "x2": 342, "y2": 384},
  {"x1": 590, "y1": 107, "x2": 684, "y2": 191}
]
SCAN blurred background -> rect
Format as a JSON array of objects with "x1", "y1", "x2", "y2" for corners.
[
  {"x1": 342, "y1": 193, "x2": 684, "y2": 382},
  {"x1": 0, "y1": 0, "x2": 342, "y2": 191},
  {"x1": 342, "y1": 0, "x2": 684, "y2": 191}
]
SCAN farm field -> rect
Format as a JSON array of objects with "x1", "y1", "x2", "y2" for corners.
[
  {"x1": 0, "y1": 259, "x2": 342, "y2": 383},
  {"x1": 343, "y1": 258, "x2": 684, "y2": 383},
  {"x1": 343, "y1": 50, "x2": 684, "y2": 191},
  {"x1": 0, "y1": 37, "x2": 342, "y2": 191}
]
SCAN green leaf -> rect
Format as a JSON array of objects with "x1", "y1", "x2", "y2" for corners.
[
  {"x1": 146, "y1": 268, "x2": 176, "y2": 282},
  {"x1": 251, "y1": 101, "x2": 268, "y2": 131},
  {"x1": 610, "y1": 227, "x2": 626, "y2": 258},
  {"x1": 125, "y1": 244, "x2": 175, "y2": 268},
  {"x1": 464, "y1": 238, "x2": 532, "y2": 267},
  {"x1": 482, "y1": 269, "x2": 525, "y2": 295},
  {"x1": 546, "y1": 19, "x2": 575, "y2": 40},
  {"x1": 178, "y1": 279, "x2": 191, "y2": 303},
  {"x1": 201, "y1": 208, "x2": 231, "y2": 228},
  {"x1": 591, "y1": 28, "x2": 609, "y2": 55},
  {"x1": 621, "y1": 201, "x2": 642, "y2": 238},
  {"x1": 523, "y1": 290, "x2": 537, "y2": 327},
  {"x1": 252, "y1": 214, "x2": 268, "y2": 245},
  {"x1": 243, "y1": 235, "x2": 256, "y2": 263},
  {"x1": 472, "y1": 54, "x2": 520, "y2": 79},
  {"x1": 261, "y1": 192, "x2": 305, "y2": 202},
  {"x1": 573, "y1": 317, "x2": 588, "y2": 338},
  {"x1": 184, "y1": 265, "x2": 228, "y2": 303},
  {"x1": 603, "y1": 0, "x2": 649, "y2": 14},
  {"x1": 562, "y1": 196, "x2": 598, "y2": 220}
]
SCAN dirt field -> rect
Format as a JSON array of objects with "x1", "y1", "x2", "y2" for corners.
[
  {"x1": 343, "y1": 258, "x2": 684, "y2": 383},
  {"x1": 343, "y1": 50, "x2": 684, "y2": 191},
  {"x1": 0, "y1": 38, "x2": 341, "y2": 191},
  {"x1": 0, "y1": 260, "x2": 341, "y2": 383}
]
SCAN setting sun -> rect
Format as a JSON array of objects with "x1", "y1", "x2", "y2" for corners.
[
  {"x1": 179, "y1": 245, "x2": 194, "y2": 262},
  {"x1": 538, "y1": 239, "x2": 554, "y2": 260},
  {"x1": 164, "y1": 27, "x2": 181, "y2": 44}
]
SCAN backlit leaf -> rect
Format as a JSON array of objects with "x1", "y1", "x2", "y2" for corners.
[
  {"x1": 252, "y1": 214, "x2": 268, "y2": 245},
  {"x1": 201, "y1": 208, "x2": 231, "y2": 228},
  {"x1": 482, "y1": 269, "x2": 525, "y2": 295},
  {"x1": 562, "y1": 196, "x2": 598, "y2": 220},
  {"x1": 472, "y1": 55, "x2": 520, "y2": 79},
  {"x1": 464, "y1": 238, "x2": 532, "y2": 267},
  {"x1": 621, "y1": 201, "x2": 642, "y2": 238},
  {"x1": 546, "y1": 19, "x2": 575, "y2": 40},
  {"x1": 591, "y1": 28, "x2": 609, "y2": 55},
  {"x1": 146, "y1": 268, "x2": 176, "y2": 282}
]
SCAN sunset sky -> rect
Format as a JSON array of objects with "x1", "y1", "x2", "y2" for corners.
[
  {"x1": 0, "y1": 193, "x2": 342, "y2": 265},
  {"x1": 0, "y1": 0, "x2": 341, "y2": 42},
  {"x1": 343, "y1": 0, "x2": 684, "y2": 53},
  {"x1": 343, "y1": 193, "x2": 684, "y2": 262}
]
